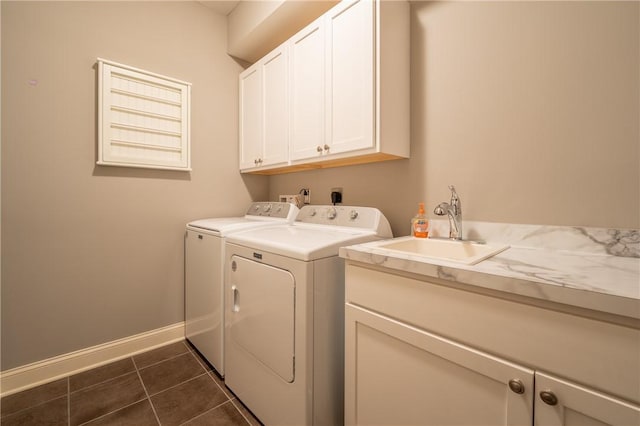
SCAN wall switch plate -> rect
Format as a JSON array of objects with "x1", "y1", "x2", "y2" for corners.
[{"x1": 279, "y1": 194, "x2": 304, "y2": 208}]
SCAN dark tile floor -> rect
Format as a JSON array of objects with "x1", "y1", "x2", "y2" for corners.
[{"x1": 0, "y1": 341, "x2": 262, "y2": 426}]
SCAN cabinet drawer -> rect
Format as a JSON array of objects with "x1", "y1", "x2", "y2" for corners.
[{"x1": 345, "y1": 263, "x2": 640, "y2": 404}]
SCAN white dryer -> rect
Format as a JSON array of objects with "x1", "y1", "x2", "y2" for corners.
[
  {"x1": 224, "y1": 205, "x2": 392, "y2": 425},
  {"x1": 185, "y1": 202, "x2": 298, "y2": 376}
]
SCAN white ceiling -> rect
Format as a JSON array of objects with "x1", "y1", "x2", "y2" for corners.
[{"x1": 199, "y1": 1, "x2": 241, "y2": 16}]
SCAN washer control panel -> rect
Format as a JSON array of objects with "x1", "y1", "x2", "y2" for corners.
[{"x1": 245, "y1": 202, "x2": 298, "y2": 219}]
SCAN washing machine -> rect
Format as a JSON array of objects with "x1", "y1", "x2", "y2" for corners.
[
  {"x1": 224, "y1": 205, "x2": 392, "y2": 425},
  {"x1": 185, "y1": 202, "x2": 299, "y2": 376}
]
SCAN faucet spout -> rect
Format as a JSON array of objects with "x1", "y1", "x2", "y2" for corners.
[{"x1": 434, "y1": 186, "x2": 463, "y2": 240}]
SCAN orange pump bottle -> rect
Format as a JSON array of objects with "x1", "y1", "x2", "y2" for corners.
[{"x1": 412, "y1": 203, "x2": 429, "y2": 238}]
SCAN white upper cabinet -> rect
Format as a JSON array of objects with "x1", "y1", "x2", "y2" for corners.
[
  {"x1": 289, "y1": 18, "x2": 325, "y2": 161},
  {"x1": 239, "y1": 0, "x2": 409, "y2": 174},
  {"x1": 323, "y1": 0, "x2": 374, "y2": 156},
  {"x1": 262, "y1": 47, "x2": 289, "y2": 166},
  {"x1": 239, "y1": 45, "x2": 289, "y2": 172},
  {"x1": 239, "y1": 65, "x2": 262, "y2": 170}
]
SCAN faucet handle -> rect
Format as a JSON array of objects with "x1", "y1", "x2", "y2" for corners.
[
  {"x1": 448, "y1": 185, "x2": 461, "y2": 214},
  {"x1": 448, "y1": 185, "x2": 459, "y2": 201}
]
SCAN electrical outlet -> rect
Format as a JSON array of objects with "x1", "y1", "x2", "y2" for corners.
[
  {"x1": 300, "y1": 188, "x2": 310, "y2": 204},
  {"x1": 330, "y1": 187, "x2": 343, "y2": 205}
]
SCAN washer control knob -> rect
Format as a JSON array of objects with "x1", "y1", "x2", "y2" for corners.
[
  {"x1": 327, "y1": 207, "x2": 337, "y2": 220},
  {"x1": 349, "y1": 210, "x2": 359, "y2": 220},
  {"x1": 309, "y1": 209, "x2": 317, "y2": 217},
  {"x1": 263, "y1": 204, "x2": 272, "y2": 213},
  {"x1": 254, "y1": 205, "x2": 260, "y2": 212}
]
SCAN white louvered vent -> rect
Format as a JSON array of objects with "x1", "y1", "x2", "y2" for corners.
[{"x1": 97, "y1": 59, "x2": 192, "y2": 171}]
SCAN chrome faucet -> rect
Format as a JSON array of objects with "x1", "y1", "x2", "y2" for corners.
[{"x1": 434, "y1": 185, "x2": 462, "y2": 240}]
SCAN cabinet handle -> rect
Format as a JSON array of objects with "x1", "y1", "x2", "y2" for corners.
[
  {"x1": 539, "y1": 390, "x2": 558, "y2": 406},
  {"x1": 508, "y1": 379, "x2": 525, "y2": 394}
]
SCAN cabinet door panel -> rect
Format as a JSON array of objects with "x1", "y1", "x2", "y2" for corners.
[
  {"x1": 325, "y1": 0, "x2": 374, "y2": 154},
  {"x1": 345, "y1": 304, "x2": 534, "y2": 426},
  {"x1": 239, "y1": 66, "x2": 262, "y2": 169},
  {"x1": 289, "y1": 19, "x2": 325, "y2": 161},
  {"x1": 262, "y1": 47, "x2": 288, "y2": 166},
  {"x1": 534, "y1": 372, "x2": 640, "y2": 426}
]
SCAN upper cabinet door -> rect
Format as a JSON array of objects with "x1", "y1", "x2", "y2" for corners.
[
  {"x1": 239, "y1": 0, "x2": 409, "y2": 174},
  {"x1": 239, "y1": 65, "x2": 263, "y2": 170},
  {"x1": 324, "y1": 0, "x2": 374, "y2": 155},
  {"x1": 262, "y1": 46, "x2": 289, "y2": 166},
  {"x1": 534, "y1": 372, "x2": 640, "y2": 426},
  {"x1": 289, "y1": 18, "x2": 326, "y2": 161}
]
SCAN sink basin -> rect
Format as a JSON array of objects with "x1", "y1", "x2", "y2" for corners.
[{"x1": 377, "y1": 238, "x2": 509, "y2": 265}]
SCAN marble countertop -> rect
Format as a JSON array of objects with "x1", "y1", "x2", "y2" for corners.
[{"x1": 339, "y1": 221, "x2": 640, "y2": 320}]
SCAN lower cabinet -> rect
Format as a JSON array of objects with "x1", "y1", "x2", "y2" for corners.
[
  {"x1": 345, "y1": 304, "x2": 534, "y2": 425},
  {"x1": 344, "y1": 264, "x2": 640, "y2": 426},
  {"x1": 534, "y1": 373, "x2": 640, "y2": 426}
]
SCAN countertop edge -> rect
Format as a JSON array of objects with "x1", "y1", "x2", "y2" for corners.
[{"x1": 339, "y1": 245, "x2": 640, "y2": 322}]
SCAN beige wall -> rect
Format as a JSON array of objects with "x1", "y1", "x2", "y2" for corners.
[
  {"x1": 227, "y1": 0, "x2": 337, "y2": 62},
  {"x1": 2, "y1": 0, "x2": 638, "y2": 372},
  {"x1": 270, "y1": 0, "x2": 640, "y2": 236},
  {"x1": 1, "y1": 1, "x2": 268, "y2": 370}
]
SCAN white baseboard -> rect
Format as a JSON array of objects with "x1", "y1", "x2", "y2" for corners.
[{"x1": 0, "y1": 322, "x2": 185, "y2": 398}]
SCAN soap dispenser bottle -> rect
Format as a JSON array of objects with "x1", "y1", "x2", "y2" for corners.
[{"x1": 412, "y1": 202, "x2": 429, "y2": 238}]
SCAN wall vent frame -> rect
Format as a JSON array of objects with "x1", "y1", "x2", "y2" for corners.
[{"x1": 97, "y1": 58, "x2": 192, "y2": 171}]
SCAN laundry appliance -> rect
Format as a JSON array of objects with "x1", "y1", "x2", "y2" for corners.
[
  {"x1": 224, "y1": 205, "x2": 392, "y2": 425},
  {"x1": 185, "y1": 202, "x2": 299, "y2": 376}
]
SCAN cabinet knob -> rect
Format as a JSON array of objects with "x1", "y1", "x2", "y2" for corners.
[
  {"x1": 254, "y1": 159, "x2": 258, "y2": 165},
  {"x1": 508, "y1": 379, "x2": 525, "y2": 394},
  {"x1": 539, "y1": 390, "x2": 558, "y2": 406},
  {"x1": 323, "y1": 144, "x2": 330, "y2": 151},
  {"x1": 317, "y1": 145, "x2": 323, "y2": 153}
]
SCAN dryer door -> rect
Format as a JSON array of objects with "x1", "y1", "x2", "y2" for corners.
[{"x1": 228, "y1": 255, "x2": 295, "y2": 382}]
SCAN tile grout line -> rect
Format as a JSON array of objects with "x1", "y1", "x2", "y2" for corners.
[
  {"x1": 145, "y1": 371, "x2": 210, "y2": 399},
  {"x1": 132, "y1": 356, "x2": 162, "y2": 426},
  {"x1": 67, "y1": 343, "x2": 191, "y2": 396},
  {"x1": 69, "y1": 369, "x2": 137, "y2": 396},
  {"x1": 184, "y1": 349, "x2": 254, "y2": 425},
  {"x1": 230, "y1": 398, "x2": 256, "y2": 426},
  {"x1": 135, "y1": 346, "x2": 191, "y2": 371},
  {"x1": 177, "y1": 399, "x2": 235, "y2": 426},
  {"x1": 0, "y1": 390, "x2": 69, "y2": 421},
  {"x1": 76, "y1": 397, "x2": 149, "y2": 426}
]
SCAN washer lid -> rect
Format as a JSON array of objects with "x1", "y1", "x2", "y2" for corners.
[
  {"x1": 187, "y1": 217, "x2": 285, "y2": 236},
  {"x1": 226, "y1": 224, "x2": 380, "y2": 261}
]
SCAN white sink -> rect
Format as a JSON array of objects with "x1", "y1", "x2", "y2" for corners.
[{"x1": 376, "y1": 237, "x2": 509, "y2": 265}]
